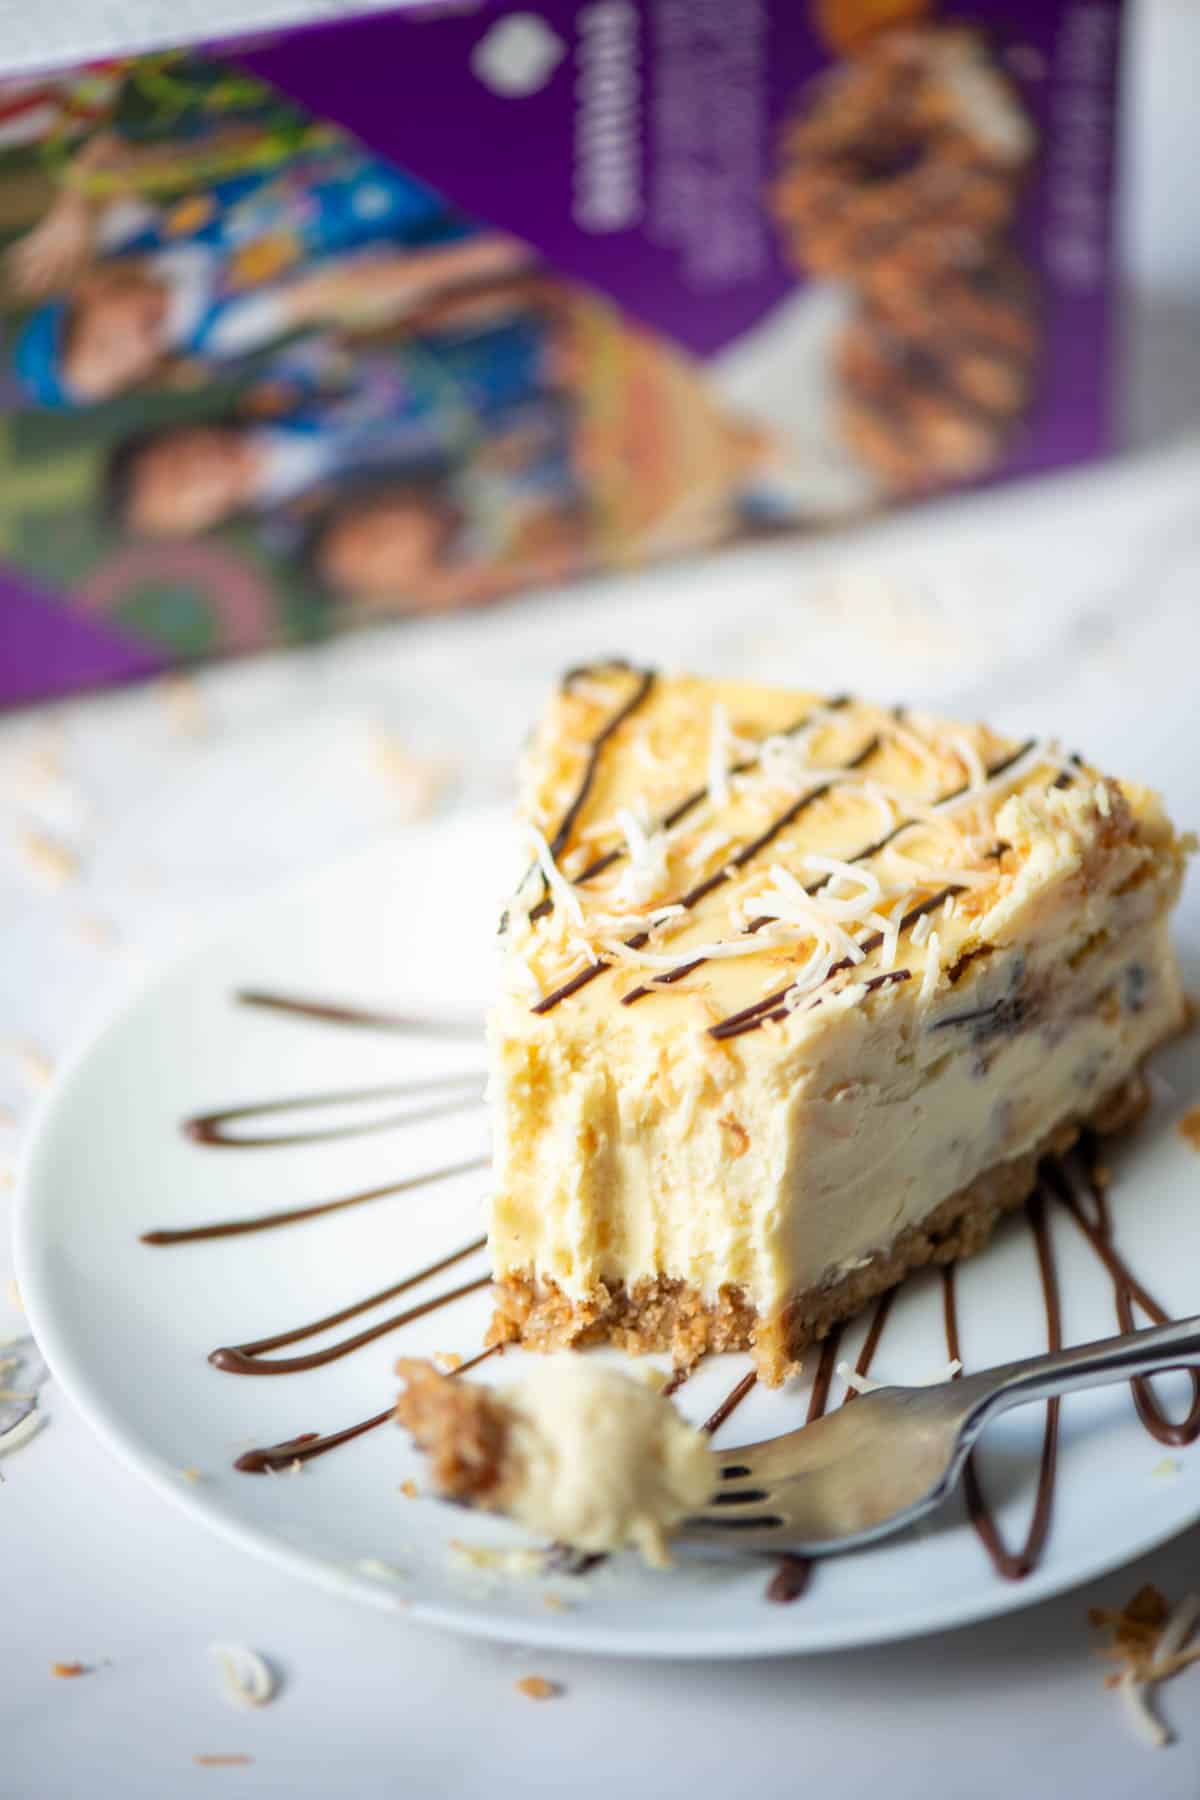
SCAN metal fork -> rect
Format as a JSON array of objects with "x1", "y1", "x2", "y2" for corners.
[{"x1": 678, "y1": 1313, "x2": 1200, "y2": 1556}]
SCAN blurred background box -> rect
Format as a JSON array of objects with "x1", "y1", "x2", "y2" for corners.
[{"x1": 0, "y1": 0, "x2": 1179, "y2": 707}]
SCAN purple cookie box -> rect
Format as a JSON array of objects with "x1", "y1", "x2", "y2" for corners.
[{"x1": 0, "y1": 0, "x2": 1124, "y2": 707}]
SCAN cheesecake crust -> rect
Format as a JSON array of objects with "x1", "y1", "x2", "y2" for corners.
[{"x1": 487, "y1": 1074, "x2": 1150, "y2": 1386}]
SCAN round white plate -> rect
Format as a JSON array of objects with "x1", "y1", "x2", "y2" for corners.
[{"x1": 15, "y1": 808, "x2": 1200, "y2": 1658}]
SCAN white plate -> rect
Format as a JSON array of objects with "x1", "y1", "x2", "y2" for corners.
[{"x1": 15, "y1": 809, "x2": 1200, "y2": 1659}]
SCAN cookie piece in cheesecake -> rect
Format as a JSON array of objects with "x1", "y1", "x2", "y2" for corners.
[{"x1": 487, "y1": 665, "x2": 1190, "y2": 1384}]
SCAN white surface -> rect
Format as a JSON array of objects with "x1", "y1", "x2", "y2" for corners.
[
  {"x1": 0, "y1": 3, "x2": 1197, "y2": 1786},
  {"x1": 15, "y1": 801, "x2": 1200, "y2": 1660},
  {"x1": 4, "y1": 437, "x2": 1200, "y2": 1793}
]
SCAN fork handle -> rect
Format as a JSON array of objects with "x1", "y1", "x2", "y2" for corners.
[{"x1": 953, "y1": 1312, "x2": 1200, "y2": 1438}]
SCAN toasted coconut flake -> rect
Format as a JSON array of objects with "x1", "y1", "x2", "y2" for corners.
[
  {"x1": 1091, "y1": 1584, "x2": 1200, "y2": 1747},
  {"x1": 838, "y1": 1358, "x2": 962, "y2": 1396},
  {"x1": 15, "y1": 828, "x2": 80, "y2": 891},
  {"x1": 357, "y1": 1558, "x2": 408, "y2": 1581},
  {"x1": 369, "y1": 727, "x2": 453, "y2": 821},
  {"x1": 1178, "y1": 1105, "x2": 1200, "y2": 1151},
  {"x1": 516, "y1": 1675, "x2": 563, "y2": 1701},
  {"x1": 0, "y1": 1407, "x2": 45, "y2": 1459},
  {"x1": 450, "y1": 1540, "x2": 548, "y2": 1578},
  {"x1": 399, "y1": 1477, "x2": 419, "y2": 1499},
  {"x1": 4, "y1": 1042, "x2": 53, "y2": 1091},
  {"x1": 210, "y1": 1644, "x2": 277, "y2": 1710},
  {"x1": 528, "y1": 825, "x2": 584, "y2": 928},
  {"x1": 1120, "y1": 1673, "x2": 1169, "y2": 1748},
  {"x1": 707, "y1": 703, "x2": 733, "y2": 810}
]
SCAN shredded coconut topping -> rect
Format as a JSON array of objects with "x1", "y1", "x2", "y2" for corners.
[
  {"x1": 528, "y1": 826, "x2": 583, "y2": 928},
  {"x1": 707, "y1": 703, "x2": 733, "y2": 810},
  {"x1": 210, "y1": 1645, "x2": 277, "y2": 1710},
  {"x1": 919, "y1": 931, "x2": 942, "y2": 1004}
]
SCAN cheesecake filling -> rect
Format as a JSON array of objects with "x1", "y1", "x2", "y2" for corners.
[{"x1": 486, "y1": 668, "x2": 1191, "y2": 1380}]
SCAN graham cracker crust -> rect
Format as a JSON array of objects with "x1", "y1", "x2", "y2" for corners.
[
  {"x1": 487, "y1": 1075, "x2": 1150, "y2": 1386},
  {"x1": 394, "y1": 1359, "x2": 511, "y2": 1502}
]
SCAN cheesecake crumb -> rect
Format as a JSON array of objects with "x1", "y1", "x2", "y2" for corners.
[
  {"x1": 1178, "y1": 1105, "x2": 1200, "y2": 1151},
  {"x1": 15, "y1": 827, "x2": 79, "y2": 890},
  {"x1": 433, "y1": 1350, "x2": 463, "y2": 1372},
  {"x1": 178, "y1": 1465, "x2": 203, "y2": 1484},
  {"x1": 399, "y1": 1477, "x2": 420, "y2": 1499},
  {"x1": 516, "y1": 1676, "x2": 563, "y2": 1701},
  {"x1": 718, "y1": 1115, "x2": 750, "y2": 1157},
  {"x1": 51, "y1": 1662, "x2": 89, "y2": 1679},
  {"x1": 542, "y1": 1592, "x2": 570, "y2": 1612},
  {"x1": 194, "y1": 1754, "x2": 253, "y2": 1768}
]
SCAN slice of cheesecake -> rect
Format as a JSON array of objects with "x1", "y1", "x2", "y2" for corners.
[{"x1": 487, "y1": 664, "x2": 1190, "y2": 1384}]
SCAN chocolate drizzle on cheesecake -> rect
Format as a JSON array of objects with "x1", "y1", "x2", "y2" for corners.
[
  {"x1": 528, "y1": 685, "x2": 855, "y2": 925},
  {"x1": 532, "y1": 731, "x2": 884, "y2": 1015},
  {"x1": 623, "y1": 738, "x2": 1038, "y2": 1010}
]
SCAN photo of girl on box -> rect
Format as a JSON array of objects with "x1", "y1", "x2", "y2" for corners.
[{"x1": 0, "y1": 48, "x2": 802, "y2": 655}]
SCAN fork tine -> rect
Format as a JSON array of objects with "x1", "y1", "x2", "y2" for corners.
[
  {"x1": 705, "y1": 1486, "x2": 771, "y2": 1507},
  {"x1": 682, "y1": 1512, "x2": 788, "y2": 1535}
]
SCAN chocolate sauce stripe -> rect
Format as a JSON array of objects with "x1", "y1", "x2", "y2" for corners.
[
  {"x1": 517, "y1": 663, "x2": 656, "y2": 926},
  {"x1": 531, "y1": 731, "x2": 883, "y2": 1016},
  {"x1": 704, "y1": 738, "x2": 1050, "y2": 1039},
  {"x1": 209, "y1": 1236, "x2": 488, "y2": 1374},
  {"x1": 708, "y1": 885, "x2": 959, "y2": 1041},
  {"x1": 235, "y1": 1344, "x2": 504, "y2": 1473},
  {"x1": 532, "y1": 694, "x2": 855, "y2": 919},
  {"x1": 236, "y1": 989, "x2": 479, "y2": 1039},
  {"x1": 1050, "y1": 1166, "x2": 1200, "y2": 1445},
  {"x1": 623, "y1": 738, "x2": 1039, "y2": 1009},
  {"x1": 141, "y1": 1154, "x2": 489, "y2": 1246},
  {"x1": 944, "y1": 1193, "x2": 1063, "y2": 1580},
  {"x1": 185, "y1": 1075, "x2": 485, "y2": 1149}
]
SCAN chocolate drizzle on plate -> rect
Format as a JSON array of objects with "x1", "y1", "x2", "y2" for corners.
[
  {"x1": 943, "y1": 1193, "x2": 1061, "y2": 1580},
  {"x1": 209, "y1": 1241, "x2": 488, "y2": 1375},
  {"x1": 184, "y1": 1073, "x2": 484, "y2": 1149},
  {"x1": 234, "y1": 1346, "x2": 503, "y2": 1475},
  {"x1": 159, "y1": 985, "x2": 1194, "y2": 1609},
  {"x1": 237, "y1": 988, "x2": 479, "y2": 1038},
  {"x1": 141, "y1": 1155, "x2": 487, "y2": 1246}
]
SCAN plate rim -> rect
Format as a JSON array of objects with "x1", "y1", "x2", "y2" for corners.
[{"x1": 14, "y1": 816, "x2": 1200, "y2": 1661}]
